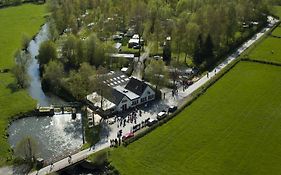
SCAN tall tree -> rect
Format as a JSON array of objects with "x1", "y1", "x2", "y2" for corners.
[
  {"x1": 204, "y1": 34, "x2": 215, "y2": 69},
  {"x1": 37, "y1": 41, "x2": 57, "y2": 68},
  {"x1": 12, "y1": 51, "x2": 31, "y2": 89},
  {"x1": 43, "y1": 60, "x2": 64, "y2": 93},
  {"x1": 145, "y1": 59, "x2": 169, "y2": 91},
  {"x1": 193, "y1": 34, "x2": 204, "y2": 67}
]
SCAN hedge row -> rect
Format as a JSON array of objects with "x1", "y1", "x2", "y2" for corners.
[
  {"x1": 0, "y1": 0, "x2": 45, "y2": 9},
  {"x1": 241, "y1": 58, "x2": 281, "y2": 67},
  {"x1": 123, "y1": 57, "x2": 241, "y2": 146}
]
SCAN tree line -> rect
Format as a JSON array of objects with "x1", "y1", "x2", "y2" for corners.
[
  {"x1": 47, "y1": 0, "x2": 273, "y2": 69},
  {"x1": 0, "y1": 0, "x2": 45, "y2": 7}
]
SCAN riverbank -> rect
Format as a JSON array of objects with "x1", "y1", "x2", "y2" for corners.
[{"x1": 0, "y1": 3, "x2": 46, "y2": 166}]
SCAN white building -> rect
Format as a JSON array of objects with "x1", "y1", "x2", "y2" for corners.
[{"x1": 87, "y1": 77, "x2": 155, "y2": 115}]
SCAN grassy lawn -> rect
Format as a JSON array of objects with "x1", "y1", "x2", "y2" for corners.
[
  {"x1": 0, "y1": 4, "x2": 46, "y2": 166},
  {"x1": 271, "y1": 25, "x2": 281, "y2": 37},
  {"x1": 110, "y1": 62, "x2": 281, "y2": 175},
  {"x1": 246, "y1": 6, "x2": 281, "y2": 64},
  {"x1": 272, "y1": 6, "x2": 281, "y2": 19},
  {"x1": 248, "y1": 36, "x2": 281, "y2": 63}
]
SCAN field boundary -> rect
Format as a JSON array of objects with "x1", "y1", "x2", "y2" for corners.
[{"x1": 241, "y1": 58, "x2": 281, "y2": 67}]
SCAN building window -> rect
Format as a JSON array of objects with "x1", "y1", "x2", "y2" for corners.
[
  {"x1": 132, "y1": 100, "x2": 138, "y2": 105},
  {"x1": 141, "y1": 97, "x2": 147, "y2": 103},
  {"x1": 148, "y1": 95, "x2": 154, "y2": 100},
  {"x1": 147, "y1": 91, "x2": 151, "y2": 94},
  {"x1": 122, "y1": 99, "x2": 127, "y2": 103}
]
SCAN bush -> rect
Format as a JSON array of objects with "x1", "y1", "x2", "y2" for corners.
[{"x1": 89, "y1": 150, "x2": 109, "y2": 167}]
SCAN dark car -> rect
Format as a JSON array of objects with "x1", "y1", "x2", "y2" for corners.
[{"x1": 168, "y1": 106, "x2": 178, "y2": 113}]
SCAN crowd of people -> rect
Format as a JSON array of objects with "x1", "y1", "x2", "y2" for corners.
[{"x1": 108, "y1": 107, "x2": 153, "y2": 147}]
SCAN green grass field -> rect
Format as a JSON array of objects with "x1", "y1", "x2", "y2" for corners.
[
  {"x1": 273, "y1": 6, "x2": 281, "y2": 19},
  {"x1": 271, "y1": 26, "x2": 281, "y2": 37},
  {"x1": 0, "y1": 4, "x2": 46, "y2": 166},
  {"x1": 248, "y1": 36, "x2": 281, "y2": 63},
  {"x1": 110, "y1": 62, "x2": 281, "y2": 175},
  {"x1": 247, "y1": 6, "x2": 281, "y2": 64}
]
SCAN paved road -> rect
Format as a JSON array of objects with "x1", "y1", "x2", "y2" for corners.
[
  {"x1": 132, "y1": 48, "x2": 149, "y2": 79},
  {"x1": 27, "y1": 17, "x2": 279, "y2": 175}
]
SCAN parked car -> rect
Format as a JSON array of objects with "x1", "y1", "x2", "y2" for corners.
[
  {"x1": 133, "y1": 45, "x2": 141, "y2": 49},
  {"x1": 157, "y1": 111, "x2": 167, "y2": 120},
  {"x1": 168, "y1": 106, "x2": 178, "y2": 113},
  {"x1": 147, "y1": 118, "x2": 157, "y2": 127},
  {"x1": 122, "y1": 132, "x2": 134, "y2": 141}
]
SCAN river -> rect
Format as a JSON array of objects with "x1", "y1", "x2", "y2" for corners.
[{"x1": 8, "y1": 24, "x2": 83, "y2": 164}]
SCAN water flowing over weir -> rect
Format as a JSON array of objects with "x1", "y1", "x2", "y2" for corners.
[{"x1": 8, "y1": 24, "x2": 83, "y2": 163}]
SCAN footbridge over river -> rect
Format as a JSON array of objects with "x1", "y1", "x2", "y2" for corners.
[
  {"x1": 29, "y1": 140, "x2": 110, "y2": 175},
  {"x1": 36, "y1": 102, "x2": 82, "y2": 116}
]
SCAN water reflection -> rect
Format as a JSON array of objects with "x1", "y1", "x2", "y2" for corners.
[
  {"x1": 8, "y1": 114, "x2": 83, "y2": 163},
  {"x1": 27, "y1": 24, "x2": 64, "y2": 106}
]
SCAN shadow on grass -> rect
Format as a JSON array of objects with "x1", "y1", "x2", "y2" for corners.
[{"x1": 6, "y1": 83, "x2": 20, "y2": 93}]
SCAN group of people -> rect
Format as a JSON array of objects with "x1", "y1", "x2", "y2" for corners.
[
  {"x1": 110, "y1": 138, "x2": 121, "y2": 147},
  {"x1": 116, "y1": 108, "x2": 143, "y2": 128}
]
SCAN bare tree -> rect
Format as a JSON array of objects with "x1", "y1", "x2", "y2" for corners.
[{"x1": 14, "y1": 137, "x2": 38, "y2": 163}]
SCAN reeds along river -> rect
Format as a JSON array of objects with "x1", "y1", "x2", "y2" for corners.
[{"x1": 8, "y1": 24, "x2": 83, "y2": 164}]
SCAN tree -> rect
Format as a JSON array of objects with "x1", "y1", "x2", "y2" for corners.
[
  {"x1": 12, "y1": 50, "x2": 31, "y2": 89},
  {"x1": 37, "y1": 41, "x2": 57, "y2": 69},
  {"x1": 67, "y1": 62, "x2": 96, "y2": 100},
  {"x1": 145, "y1": 59, "x2": 169, "y2": 91},
  {"x1": 204, "y1": 34, "x2": 215, "y2": 69},
  {"x1": 61, "y1": 35, "x2": 78, "y2": 69},
  {"x1": 21, "y1": 33, "x2": 31, "y2": 51},
  {"x1": 226, "y1": 5, "x2": 238, "y2": 44},
  {"x1": 183, "y1": 22, "x2": 200, "y2": 64},
  {"x1": 170, "y1": 59, "x2": 181, "y2": 86},
  {"x1": 14, "y1": 137, "x2": 37, "y2": 163},
  {"x1": 43, "y1": 60, "x2": 64, "y2": 92},
  {"x1": 163, "y1": 39, "x2": 171, "y2": 64},
  {"x1": 193, "y1": 34, "x2": 204, "y2": 67}
]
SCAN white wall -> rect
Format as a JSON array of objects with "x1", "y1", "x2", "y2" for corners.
[
  {"x1": 116, "y1": 96, "x2": 131, "y2": 112},
  {"x1": 139, "y1": 86, "x2": 155, "y2": 104}
]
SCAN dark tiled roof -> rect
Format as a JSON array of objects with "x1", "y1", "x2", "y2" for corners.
[
  {"x1": 104, "y1": 87, "x2": 125, "y2": 105},
  {"x1": 125, "y1": 77, "x2": 148, "y2": 96}
]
